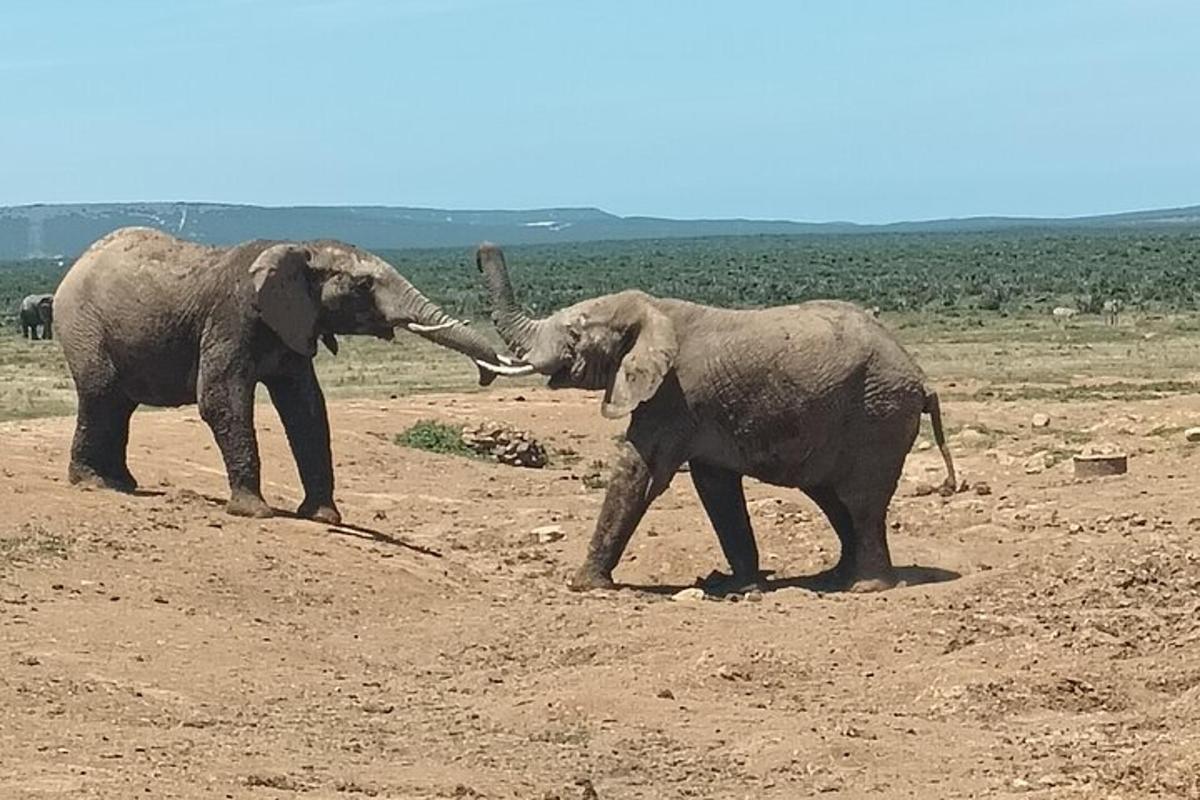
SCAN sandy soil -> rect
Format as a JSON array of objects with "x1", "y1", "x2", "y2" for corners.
[{"x1": 2, "y1": 387, "x2": 1200, "y2": 799}]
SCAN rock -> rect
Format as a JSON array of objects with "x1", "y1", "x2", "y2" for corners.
[
  {"x1": 531, "y1": 524, "x2": 565, "y2": 543},
  {"x1": 655, "y1": 688, "x2": 675, "y2": 700},
  {"x1": 952, "y1": 428, "x2": 991, "y2": 448},
  {"x1": 1023, "y1": 452, "x2": 1052, "y2": 474},
  {"x1": 973, "y1": 481, "x2": 992, "y2": 496},
  {"x1": 1031, "y1": 413, "x2": 1051, "y2": 428},
  {"x1": 912, "y1": 482, "x2": 936, "y2": 497},
  {"x1": 461, "y1": 421, "x2": 549, "y2": 468},
  {"x1": 670, "y1": 587, "x2": 707, "y2": 603},
  {"x1": 915, "y1": 440, "x2": 932, "y2": 452},
  {"x1": 1074, "y1": 452, "x2": 1128, "y2": 478},
  {"x1": 1185, "y1": 427, "x2": 1200, "y2": 443}
]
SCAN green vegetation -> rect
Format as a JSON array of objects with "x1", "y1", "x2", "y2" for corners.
[
  {"x1": 394, "y1": 420, "x2": 476, "y2": 458},
  {"x1": 378, "y1": 230, "x2": 1200, "y2": 318}
]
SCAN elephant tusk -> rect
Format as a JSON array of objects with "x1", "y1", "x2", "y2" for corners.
[
  {"x1": 475, "y1": 359, "x2": 537, "y2": 376},
  {"x1": 404, "y1": 320, "x2": 458, "y2": 333},
  {"x1": 496, "y1": 354, "x2": 526, "y2": 366}
]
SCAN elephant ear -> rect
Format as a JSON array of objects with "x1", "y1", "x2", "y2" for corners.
[
  {"x1": 249, "y1": 244, "x2": 319, "y2": 356},
  {"x1": 601, "y1": 303, "x2": 678, "y2": 419}
]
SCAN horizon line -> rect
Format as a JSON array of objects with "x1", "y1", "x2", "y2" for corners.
[{"x1": 2, "y1": 199, "x2": 1199, "y2": 228}]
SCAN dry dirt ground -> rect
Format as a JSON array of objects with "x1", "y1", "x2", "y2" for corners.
[{"x1": 3, "y1": 386, "x2": 1200, "y2": 799}]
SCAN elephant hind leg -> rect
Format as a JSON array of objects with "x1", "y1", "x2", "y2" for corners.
[
  {"x1": 808, "y1": 482, "x2": 898, "y2": 592},
  {"x1": 69, "y1": 391, "x2": 138, "y2": 492},
  {"x1": 840, "y1": 492, "x2": 896, "y2": 592},
  {"x1": 806, "y1": 486, "x2": 857, "y2": 582}
]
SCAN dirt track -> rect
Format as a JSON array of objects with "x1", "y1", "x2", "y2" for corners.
[{"x1": 2, "y1": 387, "x2": 1200, "y2": 799}]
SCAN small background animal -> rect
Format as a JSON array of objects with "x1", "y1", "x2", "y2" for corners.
[
  {"x1": 19, "y1": 293, "x2": 54, "y2": 340},
  {"x1": 1051, "y1": 306, "x2": 1078, "y2": 327},
  {"x1": 1102, "y1": 298, "x2": 1123, "y2": 326}
]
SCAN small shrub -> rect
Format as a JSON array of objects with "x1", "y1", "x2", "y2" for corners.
[{"x1": 394, "y1": 420, "x2": 474, "y2": 457}]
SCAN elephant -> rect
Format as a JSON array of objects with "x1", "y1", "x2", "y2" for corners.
[
  {"x1": 54, "y1": 227, "x2": 526, "y2": 523},
  {"x1": 474, "y1": 243, "x2": 957, "y2": 595},
  {"x1": 19, "y1": 293, "x2": 54, "y2": 340}
]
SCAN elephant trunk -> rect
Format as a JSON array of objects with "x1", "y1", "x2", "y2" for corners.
[
  {"x1": 369, "y1": 256, "x2": 530, "y2": 385},
  {"x1": 475, "y1": 242, "x2": 542, "y2": 358}
]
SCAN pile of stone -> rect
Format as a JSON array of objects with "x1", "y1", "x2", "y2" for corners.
[{"x1": 461, "y1": 420, "x2": 549, "y2": 468}]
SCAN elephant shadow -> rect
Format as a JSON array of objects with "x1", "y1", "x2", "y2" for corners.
[
  {"x1": 175, "y1": 491, "x2": 443, "y2": 559},
  {"x1": 324, "y1": 519, "x2": 443, "y2": 559},
  {"x1": 626, "y1": 563, "x2": 962, "y2": 597}
]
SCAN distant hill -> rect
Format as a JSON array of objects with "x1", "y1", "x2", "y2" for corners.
[{"x1": 2, "y1": 201, "x2": 1199, "y2": 259}]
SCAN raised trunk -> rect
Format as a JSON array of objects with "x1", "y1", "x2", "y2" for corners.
[
  {"x1": 475, "y1": 243, "x2": 542, "y2": 357},
  {"x1": 372, "y1": 260, "x2": 517, "y2": 386}
]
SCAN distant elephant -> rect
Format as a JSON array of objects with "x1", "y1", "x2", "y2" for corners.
[
  {"x1": 19, "y1": 293, "x2": 54, "y2": 340},
  {"x1": 475, "y1": 244, "x2": 956, "y2": 594},
  {"x1": 54, "y1": 227, "x2": 526, "y2": 523}
]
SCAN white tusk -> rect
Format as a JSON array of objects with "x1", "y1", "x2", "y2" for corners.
[
  {"x1": 496, "y1": 354, "x2": 527, "y2": 366},
  {"x1": 475, "y1": 359, "x2": 537, "y2": 376},
  {"x1": 404, "y1": 321, "x2": 458, "y2": 333}
]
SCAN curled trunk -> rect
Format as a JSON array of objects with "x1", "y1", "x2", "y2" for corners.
[{"x1": 475, "y1": 243, "x2": 542, "y2": 357}]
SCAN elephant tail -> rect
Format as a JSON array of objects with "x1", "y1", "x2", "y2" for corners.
[{"x1": 923, "y1": 390, "x2": 957, "y2": 492}]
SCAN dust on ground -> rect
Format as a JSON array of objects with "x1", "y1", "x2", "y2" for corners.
[{"x1": 3, "y1": 384, "x2": 1200, "y2": 799}]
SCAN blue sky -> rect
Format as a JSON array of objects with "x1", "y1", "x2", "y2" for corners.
[{"x1": 1, "y1": 0, "x2": 1197, "y2": 222}]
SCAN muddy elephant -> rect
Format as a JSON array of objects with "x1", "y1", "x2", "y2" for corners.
[
  {"x1": 475, "y1": 243, "x2": 956, "y2": 594},
  {"x1": 54, "y1": 227, "x2": 525, "y2": 523},
  {"x1": 19, "y1": 293, "x2": 54, "y2": 340}
]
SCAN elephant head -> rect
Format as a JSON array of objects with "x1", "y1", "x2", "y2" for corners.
[
  {"x1": 475, "y1": 243, "x2": 677, "y2": 418},
  {"x1": 35, "y1": 295, "x2": 53, "y2": 323},
  {"x1": 249, "y1": 240, "x2": 529, "y2": 384}
]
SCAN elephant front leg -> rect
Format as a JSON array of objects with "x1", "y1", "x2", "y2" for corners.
[
  {"x1": 570, "y1": 441, "x2": 673, "y2": 592},
  {"x1": 198, "y1": 372, "x2": 271, "y2": 519},
  {"x1": 264, "y1": 366, "x2": 341, "y2": 525}
]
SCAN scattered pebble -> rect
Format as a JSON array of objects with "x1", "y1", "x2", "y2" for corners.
[
  {"x1": 671, "y1": 587, "x2": 707, "y2": 603},
  {"x1": 531, "y1": 524, "x2": 565, "y2": 544}
]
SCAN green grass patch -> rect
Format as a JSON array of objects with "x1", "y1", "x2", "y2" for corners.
[{"x1": 394, "y1": 420, "x2": 477, "y2": 458}]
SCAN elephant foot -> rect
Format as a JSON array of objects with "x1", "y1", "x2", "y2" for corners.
[
  {"x1": 298, "y1": 498, "x2": 342, "y2": 525},
  {"x1": 846, "y1": 573, "x2": 899, "y2": 593},
  {"x1": 696, "y1": 569, "x2": 765, "y2": 597},
  {"x1": 68, "y1": 463, "x2": 137, "y2": 493},
  {"x1": 568, "y1": 565, "x2": 616, "y2": 592},
  {"x1": 810, "y1": 560, "x2": 896, "y2": 593},
  {"x1": 226, "y1": 491, "x2": 274, "y2": 519}
]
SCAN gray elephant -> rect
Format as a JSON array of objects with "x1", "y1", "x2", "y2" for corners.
[
  {"x1": 475, "y1": 243, "x2": 956, "y2": 594},
  {"x1": 54, "y1": 227, "x2": 525, "y2": 523},
  {"x1": 19, "y1": 293, "x2": 54, "y2": 340}
]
